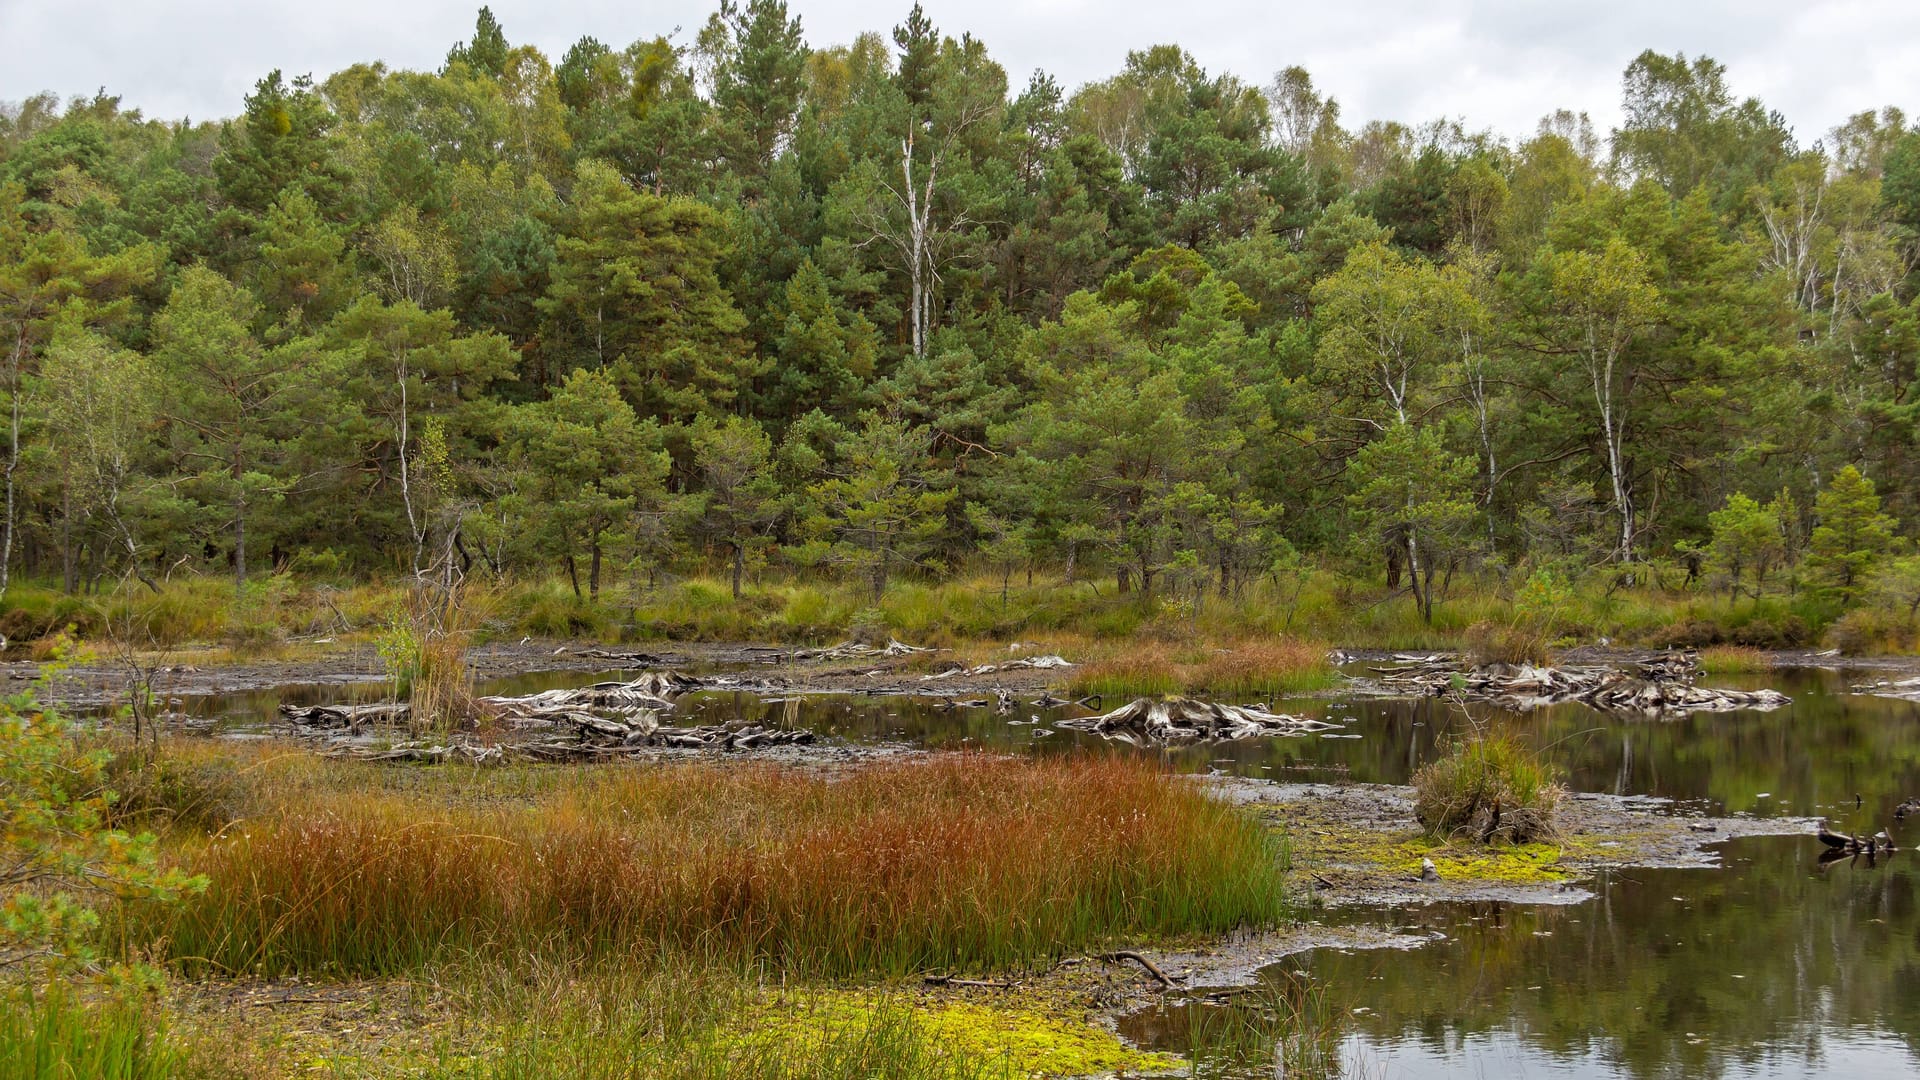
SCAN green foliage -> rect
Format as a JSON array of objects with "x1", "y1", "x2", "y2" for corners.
[
  {"x1": 794, "y1": 416, "x2": 955, "y2": 602},
  {"x1": 1707, "y1": 492, "x2": 1786, "y2": 599},
  {"x1": 0, "y1": 673, "x2": 206, "y2": 975},
  {"x1": 0, "y1": 14, "x2": 1916, "y2": 653},
  {"x1": 1807, "y1": 465, "x2": 1896, "y2": 603}
]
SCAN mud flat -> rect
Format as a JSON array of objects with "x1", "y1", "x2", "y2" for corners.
[{"x1": 1204, "y1": 777, "x2": 1814, "y2": 907}]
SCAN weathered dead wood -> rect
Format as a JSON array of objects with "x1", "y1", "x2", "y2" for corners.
[
  {"x1": 478, "y1": 679, "x2": 679, "y2": 719},
  {"x1": 1057, "y1": 697, "x2": 1343, "y2": 744},
  {"x1": 1853, "y1": 676, "x2": 1920, "y2": 702},
  {"x1": 922, "y1": 974, "x2": 1017, "y2": 989},
  {"x1": 278, "y1": 702, "x2": 412, "y2": 730},
  {"x1": 918, "y1": 655, "x2": 1074, "y2": 681},
  {"x1": 573, "y1": 648, "x2": 676, "y2": 667},
  {"x1": 327, "y1": 720, "x2": 815, "y2": 765},
  {"x1": 1097, "y1": 951, "x2": 1176, "y2": 986},
  {"x1": 1374, "y1": 659, "x2": 1789, "y2": 716},
  {"x1": 792, "y1": 638, "x2": 935, "y2": 661}
]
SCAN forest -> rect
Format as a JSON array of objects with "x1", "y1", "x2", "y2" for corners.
[{"x1": 5, "y1": 1, "x2": 1920, "y2": 649}]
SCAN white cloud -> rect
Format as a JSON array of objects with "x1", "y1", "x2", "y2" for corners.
[{"x1": 3, "y1": 0, "x2": 1915, "y2": 144}]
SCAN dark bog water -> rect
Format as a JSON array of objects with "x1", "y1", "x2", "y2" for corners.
[{"x1": 182, "y1": 665, "x2": 1920, "y2": 1078}]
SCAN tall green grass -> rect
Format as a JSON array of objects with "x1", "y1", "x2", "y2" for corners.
[
  {"x1": 0, "y1": 985, "x2": 177, "y2": 1080},
  {"x1": 136, "y1": 754, "x2": 1288, "y2": 979},
  {"x1": 440, "y1": 963, "x2": 1016, "y2": 1080}
]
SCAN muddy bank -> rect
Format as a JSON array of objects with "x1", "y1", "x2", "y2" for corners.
[
  {"x1": 22, "y1": 638, "x2": 1076, "y2": 709},
  {"x1": 1205, "y1": 777, "x2": 1813, "y2": 907}
]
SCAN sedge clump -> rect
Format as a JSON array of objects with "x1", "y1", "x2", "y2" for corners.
[{"x1": 1411, "y1": 732, "x2": 1564, "y2": 844}]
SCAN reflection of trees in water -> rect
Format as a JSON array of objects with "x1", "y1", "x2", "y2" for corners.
[
  {"x1": 1301, "y1": 841, "x2": 1920, "y2": 1079},
  {"x1": 500, "y1": 671, "x2": 1920, "y2": 828}
]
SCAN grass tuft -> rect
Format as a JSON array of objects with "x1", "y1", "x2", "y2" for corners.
[
  {"x1": 1411, "y1": 732, "x2": 1564, "y2": 845},
  {"x1": 1696, "y1": 644, "x2": 1774, "y2": 674}
]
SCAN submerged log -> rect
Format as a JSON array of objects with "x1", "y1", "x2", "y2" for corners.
[
  {"x1": 1815, "y1": 820, "x2": 1897, "y2": 859},
  {"x1": 1056, "y1": 696, "x2": 1343, "y2": 745}
]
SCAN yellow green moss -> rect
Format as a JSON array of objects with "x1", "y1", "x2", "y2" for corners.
[
  {"x1": 733, "y1": 991, "x2": 1184, "y2": 1078},
  {"x1": 1276, "y1": 806, "x2": 1575, "y2": 885}
]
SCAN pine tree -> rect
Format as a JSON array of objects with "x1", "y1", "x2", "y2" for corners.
[{"x1": 1807, "y1": 465, "x2": 1897, "y2": 603}]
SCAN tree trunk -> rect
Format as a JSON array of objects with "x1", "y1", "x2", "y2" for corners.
[
  {"x1": 61, "y1": 486, "x2": 75, "y2": 595},
  {"x1": 233, "y1": 446, "x2": 248, "y2": 591},
  {"x1": 731, "y1": 541, "x2": 744, "y2": 601},
  {"x1": 1405, "y1": 526, "x2": 1429, "y2": 624},
  {"x1": 0, "y1": 328, "x2": 23, "y2": 602},
  {"x1": 565, "y1": 554, "x2": 581, "y2": 599},
  {"x1": 234, "y1": 494, "x2": 247, "y2": 591},
  {"x1": 589, "y1": 538, "x2": 602, "y2": 600}
]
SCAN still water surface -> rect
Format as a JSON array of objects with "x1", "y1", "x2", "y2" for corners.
[{"x1": 186, "y1": 666, "x2": 1920, "y2": 1078}]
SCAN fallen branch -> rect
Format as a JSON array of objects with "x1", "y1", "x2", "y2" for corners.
[
  {"x1": 923, "y1": 974, "x2": 1017, "y2": 989},
  {"x1": 1098, "y1": 950, "x2": 1175, "y2": 986}
]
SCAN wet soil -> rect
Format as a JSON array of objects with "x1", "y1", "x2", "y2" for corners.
[
  {"x1": 1209, "y1": 777, "x2": 1813, "y2": 907},
  {"x1": 21, "y1": 638, "x2": 1071, "y2": 709}
]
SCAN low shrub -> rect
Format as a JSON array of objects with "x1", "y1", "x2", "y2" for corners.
[{"x1": 1411, "y1": 732, "x2": 1564, "y2": 844}]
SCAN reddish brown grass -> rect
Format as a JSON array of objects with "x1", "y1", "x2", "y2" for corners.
[{"x1": 140, "y1": 754, "x2": 1287, "y2": 978}]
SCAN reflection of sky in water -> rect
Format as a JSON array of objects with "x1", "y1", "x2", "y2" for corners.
[
  {"x1": 1338, "y1": 1030, "x2": 1919, "y2": 1080},
  {"x1": 182, "y1": 665, "x2": 1920, "y2": 1078},
  {"x1": 1126, "y1": 834, "x2": 1920, "y2": 1079}
]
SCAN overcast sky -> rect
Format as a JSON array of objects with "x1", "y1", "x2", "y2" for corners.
[{"x1": 4, "y1": 1, "x2": 1916, "y2": 144}]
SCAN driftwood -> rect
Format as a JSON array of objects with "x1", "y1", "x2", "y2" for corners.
[
  {"x1": 326, "y1": 720, "x2": 814, "y2": 765},
  {"x1": 477, "y1": 678, "x2": 681, "y2": 723},
  {"x1": 1034, "y1": 692, "x2": 1101, "y2": 709},
  {"x1": 1374, "y1": 656, "x2": 1789, "y2": 716},
  {"x1": 573, "y1": 648, "x2": 678, "y2": 667},
  {"x1": 1057, "y1": 697, "x2": 1343, "y2": 745},
  {"x1": 922, "y1": 974, "x2": 1017, "y2": 989},
  {"x1": 918, "y1": 655, "x2": 1074, "y2": 681},
  {"x1": 791, "y1": 639, "x2": 934, "y2": 661},
  {"x1": 278, "y1": 702, "x2": 413, "y2": 730},
  {"x1": 1852, "y1": 676, "x2": 1920, "y2": 702}
]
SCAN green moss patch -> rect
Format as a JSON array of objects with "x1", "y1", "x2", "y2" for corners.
[
  {"x1": 1279, "y1": 807, "x2": 1575, "y2": 886},
  {"x1": 735, "y1": 991, "x2": 1184, "y2": 1078}
]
